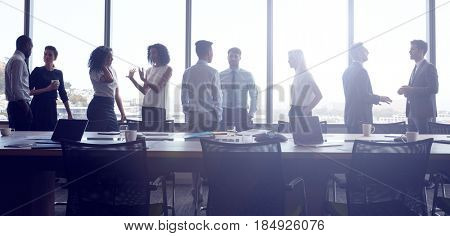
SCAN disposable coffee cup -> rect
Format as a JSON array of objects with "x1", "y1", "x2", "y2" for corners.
[{"x1": 124, "y1": 130, "x2": 138, "y2": 142}]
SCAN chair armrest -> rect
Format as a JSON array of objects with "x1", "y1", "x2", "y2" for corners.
[
  {"x1": 284, "y1": 177, "x2": 307, "y2": 215},
  {"x1": 285, "y1": 177, "x2": 304, "y2": 191}
]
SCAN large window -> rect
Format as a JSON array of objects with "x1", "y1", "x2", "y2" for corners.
[
  {"x1": 0, "y1": 0, "x2": 24, "y2": 120},
  {"x1": 191, "y1": 0, "x2": 267, "y2": 123},
  {"x1": 273, "y1": 0, "x2": 348, "y2": 123},
  {"x1": 112, "y1": 0, "x2": 185, "y2": 121},
  {"x1": 436, "y1": 0, "x2": 450, "y2": 122},
  {"x1": 354, "y1": 0, "x2": 427, "y2": 123},
  {"x1": 31, "y1": 0, "x2": 104, "y2": 119}
]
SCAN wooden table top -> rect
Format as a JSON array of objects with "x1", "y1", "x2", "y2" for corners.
[{"x1": 1, "y1": 132, "x2": 450, "y2": 160}]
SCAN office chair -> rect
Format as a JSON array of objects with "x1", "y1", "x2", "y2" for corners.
[{"x1": 200, "y1": 139, "x2": 307, "y2": 216}]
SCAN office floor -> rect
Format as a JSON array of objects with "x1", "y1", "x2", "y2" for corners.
[{"x1": 54, "y1": 180, "x2": 447, "y2": 216}]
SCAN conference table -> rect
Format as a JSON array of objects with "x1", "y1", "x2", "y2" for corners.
[{"x1": 1, "y1": 131, "x2": 450, "y2": 216}]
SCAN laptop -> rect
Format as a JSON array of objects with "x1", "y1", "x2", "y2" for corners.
[
  {"x1": 292, "y1": 116, "x2": 342, "y2": 147},
  {"x1": 32, "y1": 119, "x2": 89, "y2": 148}
]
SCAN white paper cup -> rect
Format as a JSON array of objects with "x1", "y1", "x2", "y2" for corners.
[
  {"x1": 1, "y1": 128, "x2": 12, "y2": 136},
  {"x1": 51, "y1": 80, "x2": 60, "y2": 86},
  {"x1": 124, "y1": 130, "x2": 138, "y2": 142},
  {"x1": 406, "y1": 131, "x2": 419, "y2": 142},
  {"x1": 362, "y1": 124, "x2": 375, "y2": 137}
]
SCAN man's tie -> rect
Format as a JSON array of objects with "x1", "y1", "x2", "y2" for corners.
[
  {"x1": 231, "y1": 70, "x2": 237, "y2": 107},
  {"x1": 408, "y1": 65, "x2": 417, "y2": 86}
]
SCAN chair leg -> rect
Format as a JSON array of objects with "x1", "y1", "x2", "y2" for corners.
[
  {"x1": 171, "y1": 173, "x2": 176, "y2": 216},
  {"x1": 332, "y1": 179, "x2": 337, "y2": 202},
  {"x1": 431, "y1": 182, "x2": 439, "y2": 216},
  {"x1": 161, "y1": 176, "x2": 169, "y2": 216},
  {"x1": 193, "y1": 172, "x2": 200, "y2": 216}
]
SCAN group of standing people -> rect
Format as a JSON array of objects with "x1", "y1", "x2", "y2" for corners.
[
  {"x1": 5, "y1": 35, "x2": 72, "y2": 131},
  {"x1": 343, "y1": 40, "x2": 438, "y2": 134},
  {"x1": 4, "y1": 35, "x2": 438, "y2": 136}
]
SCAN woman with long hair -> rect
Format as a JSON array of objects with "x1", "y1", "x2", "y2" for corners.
[
  {"x1": 127, "y1": 43, "x2": 172, "y2": 131},
  {"x1": 86, "y1": 46, "x2": 126, "y2": 132}
]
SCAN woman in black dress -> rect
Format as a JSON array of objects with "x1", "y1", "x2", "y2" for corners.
[{"x1": 29, "y1": 46, "x2": 73, "y2": 131}]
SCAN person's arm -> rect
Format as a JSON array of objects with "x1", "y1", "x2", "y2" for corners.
[
  {"x1": 57, "y1": 71, "x2": 73, "y2": 119},
  {"x1": 126, "y1": 69, "x2": 149, "y2": 95},
  {"x1": 29, "y1": 68, "x2": 58, "y2": 96},
  {"x1": 181, "y1": 71, "x2": 190, "y2": 113},
  {"x1": 305, "y1": 79, "x2": 323, "y2": 113},
  {"x1": 248, "y1": 73, "x2": 258, "y2": 117},
  {"x1": 8, "y1": 60, "x2": 24, "y2": 99},
  {"x1": 404, "y1": 65, "x2": 438, "y2": 97},
  {"x1": 63, "y1": 101, "x2": 73, "y2": 120},
  {"x1": 115, "y1": 87, "x2": 126, "y2": 122},
  {"x1": 145, "y1": 67, "x2": 172, "y2": 93},
  {"x1": 99, "y1": 66, "x2": 115, "y2": 83},
  {"x1": 354, "y1": 70, "x2": 381, "y2": 105},
  {"x1": 212, "y1": 71, "x2": 223, "y2": 121}
]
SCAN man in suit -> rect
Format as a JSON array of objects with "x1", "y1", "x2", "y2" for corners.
[
  {"x1": 398, "y1": 40, "x2": 438, "y2": 133},
  {"x1": 343, "y1": 43, "x2": 392, "y2": 133}
]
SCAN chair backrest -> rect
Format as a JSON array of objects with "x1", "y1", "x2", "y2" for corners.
[
  {"x1": 277, "y1": 120, "x2": 327, "y2": 134},
  {"x1": 346, "y1": 139, "x2": 433, "y2": 215},
  {"x1": 428, "y1": 122, "x2": 450, "y2": 134},
  {"x1": 61, "y1": 140, "x2": 151, "y2": 215},
  {"x1": 124, "y1": 119, "x2": 174, "y2": 132},
  {"x1": 200, "y1": 139, "x2": 285, "y2": 215},
  {"x1": 372, "y1": 122, "x2": 407, "y2": 134}
]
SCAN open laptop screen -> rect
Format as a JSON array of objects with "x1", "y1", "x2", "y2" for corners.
[
  {"x1": 292, "y1": 116, "x2": 324, "y2": 145},
  {"x1": 51, "y1": 119, "x2": 89, "y2": 142}
]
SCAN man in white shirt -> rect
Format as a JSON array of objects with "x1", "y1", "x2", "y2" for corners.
[
  {"x1": 220, "y1": 47, "x2": 257, "y2": 131},
  {"x1": 5, "y1": 35, "x2": 33, "y2": 130},
  {"x1": 181, "y1": 40, "x2": 222, "y2": 133}
]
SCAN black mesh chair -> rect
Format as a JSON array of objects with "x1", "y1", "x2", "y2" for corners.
[
  {"x1": 200, "y1": 139, "x2": 306, "y2": 216},
  {"x1": 343, "y1": 139, "x2": 433, "y2": 215},
  {"x1": 122, "y1": 118, "x2": 176, "y2": 215},
  {"x1": 427, "y1": 122, "x2": 450, "y2": 215},
  {"x1": 372, "y1": 122, "x2": 407, "y2": 134},
  {"x1": 61, "y1": 140, "x2": 161, "y2": 216},
  {"x1": 328, "y1": 121, "x2": 408, "y2": 203},
  {"x1": 277, "y1": 120, "x2": 327, "y2": 134},
  {"x1": 428, "y1": 122, "x2": 450, "y2": 134},
  {"x1": 123, "y1": 119, "x2": 174, "y2": 132}
]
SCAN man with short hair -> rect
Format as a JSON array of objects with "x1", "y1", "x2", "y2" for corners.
[
  {"x1": 181, "y1": 40, "x2": 222, "y2": 133},
  {"x1": 219, "y1": 47, "x2": 257, "y2": 131},
  {"x1": 5, "y1": 35, "x2": 33, "y2": 130},
  {"x1": 398, "y1": 40, "x2": 438, "y2": 133},
  {"x1": 181, "y1": 40, "x2": 222, "y2": 203},
  {"x1": 342, "y1": 43, "x2": 391, "y2": 133}
]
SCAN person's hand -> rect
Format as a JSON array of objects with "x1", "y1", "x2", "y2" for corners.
[
  {"x1": 120, "y1": 114, "x2": 127, "y2": 122},
  {"x1": 397, "y1": 87, "x2": 405, "y2": 95},
  {"x1": 380, "y1": 96, "x2": 392, "y2": 104},
  {"x1": 46, "y1": 82, "x2": 59, "y2": 91},
  {"x1": 399, "y1": 86, "x2": 413, "y2": 96},
  {"x1": 67, "y1": 113, "x2": 73, "y2": 120},
  {"x1": 138, "y1": 68, "x2": 145, "y2": 81},
  {"x1": 127, "y1": 68, "x2": 136, "y2": 80}
]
